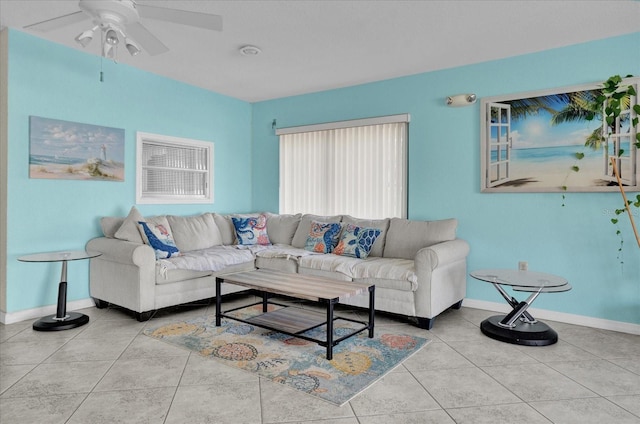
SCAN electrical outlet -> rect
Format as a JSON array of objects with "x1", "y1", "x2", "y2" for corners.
[{"x1": 519, "y1": 261, "x2": 528, "y2": 271}]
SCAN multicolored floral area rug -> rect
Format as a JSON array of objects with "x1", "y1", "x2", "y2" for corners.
[{"x1": 144, "y1": 305, "x2": 429, "y2": 405}]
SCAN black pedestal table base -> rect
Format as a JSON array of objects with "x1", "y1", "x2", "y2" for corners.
[
  {"x1": 33, "y1": 311, "x2": 90, "y2": 331},
  {"x1": 480, "y1": 315, "x2": 558, "y2": 346}
]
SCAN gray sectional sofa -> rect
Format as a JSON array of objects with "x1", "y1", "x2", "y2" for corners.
[{"x1": 86, "y1": 207, "x2": 470, "y2": 329}]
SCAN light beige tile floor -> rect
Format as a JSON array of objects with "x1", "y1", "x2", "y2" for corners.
[{"x1": 1, "y1": 297, "x2": 639, "y2": 424}]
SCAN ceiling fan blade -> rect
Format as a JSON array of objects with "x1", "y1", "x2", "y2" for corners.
[
  {"x1": 136, "y1": 4, "x2": 223, "y2": 31},
  {"x1": 24, "y1": 11, "x2": 89, "y2": 32},
  {"x1": 125, "y1": 22, "x2": 169, "y2": 56}
]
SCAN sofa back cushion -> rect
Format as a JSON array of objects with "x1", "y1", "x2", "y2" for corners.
[
  {"x1": 167, "y1": 214, "x2": 223, "y2": 252},
  {"x1": 291, "y1": 214, "x2": 342, "y2": 248},
  {"x1": 383, "y1": 218, "x2": 457, "y2": 259},
  {"x1": 341, "y1": 215, "x2": 389, "y2": 257},
  {"x1": 265, "y1": 213, "x2": 302, "y2": 245},
  {"x1": 101, "y1": 217, "x2": 125, "y2": 238},
  {"x1": 212, "y1": 213, "x2": 236, "y2": 245}
]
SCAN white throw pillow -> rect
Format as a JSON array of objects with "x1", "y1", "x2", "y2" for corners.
[{"x1": 114, "y1": 206, "x2": 145, "y2": 243}]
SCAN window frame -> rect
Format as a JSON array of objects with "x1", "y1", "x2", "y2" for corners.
[{"x1": 136, "y1": 132, "x2": 214, "y2": 204}]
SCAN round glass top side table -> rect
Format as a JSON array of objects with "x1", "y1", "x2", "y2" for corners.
[
  {"x1": 470, "y1": 269, "x2": 572, "y2": 346},
  {"x1": 18, "y1": 250, "x2": 102, "y2": 331}
]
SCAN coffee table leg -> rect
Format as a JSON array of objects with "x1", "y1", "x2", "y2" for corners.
[
  {"x1": 326, "y1": 301, "x2": 334, "y2": 360},
  {"x1": 368, "y1": 285, "x2": 375, "y2": 338},
  {"x1": 215, "y1": 277, "x2": 222, "y2": 326}
]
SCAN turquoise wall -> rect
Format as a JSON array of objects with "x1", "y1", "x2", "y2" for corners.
[
  {"x1": 252, "y1": 32, "x2": 640, "y2": 325},
  {"x1": 6, "y1": 28, "x2": 640, "y2": 325},
  {"x1": 5, "y1": 30, "x2": 252, "y2": 312}
]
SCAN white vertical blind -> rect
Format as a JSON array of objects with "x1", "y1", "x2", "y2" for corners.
[{"x1": 279, "y1": 116, "x2": 408, "y2": 219}]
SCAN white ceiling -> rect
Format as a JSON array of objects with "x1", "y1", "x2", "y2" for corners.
[{"x1": 1, "y1": 0, "x2": 639, "y2": 102}]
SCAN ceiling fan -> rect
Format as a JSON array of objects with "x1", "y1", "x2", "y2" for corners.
[{"x1": 24, "y1": 0, "x2": 223, "y2": 58}]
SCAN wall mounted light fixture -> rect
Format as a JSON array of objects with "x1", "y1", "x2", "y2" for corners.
[{"x1": 446, "y1": 93, "x2": 477, "y2": 107}]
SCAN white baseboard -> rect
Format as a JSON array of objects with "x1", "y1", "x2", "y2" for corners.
[
  {"x1": 463, "y1": 298, "x2": 640, "y2": 336},
  {"x1": 0, "y1": 298, "x2": 96, "y2": 325},
  {"x1": 2, "y1": 297, "x2": 639, "y2": 335}
]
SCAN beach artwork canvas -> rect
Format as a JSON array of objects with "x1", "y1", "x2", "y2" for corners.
[
  {"x1": 480, "y1": 78, "x2": 639, "y2": 193},
  {"x1": 29, "y1": 116, "x2": 125, "y2": 181}
]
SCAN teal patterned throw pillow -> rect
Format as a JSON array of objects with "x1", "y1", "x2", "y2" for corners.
[
  {"x1": 304, "y1": 221, "x2": 342, "y2": 253},
  {"x1": 333, "y1": 224, "x2": 381, "y2": 259}
]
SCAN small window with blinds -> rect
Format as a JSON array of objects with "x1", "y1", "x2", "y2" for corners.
[{"x1": 136, "y1": 132, "x2": 213, "y2": 204}]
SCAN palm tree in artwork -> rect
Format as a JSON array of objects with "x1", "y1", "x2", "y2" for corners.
[
  {"x1": 506, "y1": 90, "x2": 605, "y2": 149},
  {"x1": 549, "y1": 90, "x2": 606, "y2": 150}
]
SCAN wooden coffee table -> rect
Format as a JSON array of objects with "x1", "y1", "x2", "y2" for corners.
[{"x1": 216, "y1": 269, "x2": 375, "y2": 360}]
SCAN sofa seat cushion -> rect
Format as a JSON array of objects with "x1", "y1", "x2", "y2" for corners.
[
  {"x1": 255, "y1": 245, "x2": 317, "y2": 260},
  {"x1": 299, "y1": 255, "x2": 418, "y2": 292},
  {"x1": 255, "y1": 245, "x2": 320, "y2": 273},
  {"x1": 157, "y1": 245, "x2": 255, "y2": 273},
  {"x1": 156, "y1": 267, "x2": 212, "y2": 285},
  {"x1": 298, "y1": 253, "x2": 364, "y2": 276},
  {"x1": 351, "y1": 258, "x2": 417, "y2": 291}
]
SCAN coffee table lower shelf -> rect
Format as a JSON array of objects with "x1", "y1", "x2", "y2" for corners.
[
  {"x1": 219, "y1": 300, "x2": 370, "y2": 360},
  {"x1": 245, "y1": 306, "x2": 327, "y2": 334}
]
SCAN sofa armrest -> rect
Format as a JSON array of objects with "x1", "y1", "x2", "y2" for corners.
[
  {"x1": 86, "y1": 237, "x2": 155, "y2": 267},
  {"x1": 86, "y1": 237, "x2": 157, "y2": 313},
  {"x1": 415, "y1": 239, "x2": 470, "y2": 271},
  {"x1": 413, "y1": 238, "x2": 470, "y2": 319}
]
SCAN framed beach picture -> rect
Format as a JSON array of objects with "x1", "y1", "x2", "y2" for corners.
[
  {"x1": 29, "y1": 116, "x2": 125, "y2": 181},
  {"x1": 480, "y1": 78, "x2": 639, "y2": 192}
]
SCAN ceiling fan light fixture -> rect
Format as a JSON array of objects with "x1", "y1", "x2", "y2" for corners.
[
  {"x1": 103, "y1": 42, "x2": 116, "y2": 60},
  {"x1": 125, "y1": 38, "x2": 141, "y2": 56},
  {"x1": 74, "y1": 26, "x2": 97, "y2": 47},
  {"x1": 105, "y1": 28, "x2": 119, "y2": 45}
]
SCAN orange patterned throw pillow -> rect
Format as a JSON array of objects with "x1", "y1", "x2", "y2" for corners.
[{"x1": 304, "y1": 221, "x2": 342, "y2": 253}]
